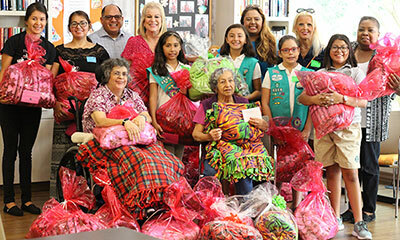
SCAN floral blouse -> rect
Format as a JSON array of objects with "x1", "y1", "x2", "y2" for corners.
[{"x1": 82, "y1": 85, "x2": 147, "y2": 133}]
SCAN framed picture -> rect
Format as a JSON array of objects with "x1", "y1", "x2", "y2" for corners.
[{"x1": 135, "y1": 0, "x2": 212, "y2": 38}]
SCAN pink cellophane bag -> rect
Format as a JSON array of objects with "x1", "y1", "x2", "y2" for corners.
[
  {"x1": 141, "y1": 177, "x2": 202, "y2": 240},
  {"x1": 357, "y1": 33, "x2": 400, "y2": 100},
  {"x1": 92, "y1": 101, "x2": 157, "y2": 149},
  {"x1": 26, "y1": 167, "x2": 105, "y2": 238},
  {"x1": 296, "y1": 71, "x2": 356, "y2": 139},
  {"x1": 93, "y1": 169, "x2": 141, "y2": 231},
  {"x1": 53, "y1": 57, "x2": 97, "y2": 122},
  {"x1": 292, "y1": 161, "x2": 338, "y2": 240},
  {"x1": 0, "y1": 34, "x2": 55, "y2": 108},
  {"x1": 267, "y1": 117, "x2": 315, "y2": 182}
]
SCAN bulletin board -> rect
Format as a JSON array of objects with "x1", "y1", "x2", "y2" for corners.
[
  {"x1": 135, "y1": 0, "x2": 211, "y2": 39},
  {"x1": 50, "y1": 0, "x2": 103, "y2": 46}
]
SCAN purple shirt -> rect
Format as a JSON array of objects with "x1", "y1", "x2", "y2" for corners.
[{"x1": 82, "y1": 85, "x2": 147, "y2": 133}]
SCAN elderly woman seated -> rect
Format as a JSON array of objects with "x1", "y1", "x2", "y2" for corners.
[
  {"x1": 76, "y1": 58, "x2": 184, "y2": 219},
  {"x1": 192, "y1": 67, "x2": 273, "y2": 195}
]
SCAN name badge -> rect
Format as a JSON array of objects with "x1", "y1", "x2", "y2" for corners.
[
  {"x1": 86, "y1": 56, "x2": 96, "y2": 63},
  {"x1": 310, "y1": 60, "x2": 321, "y2": 68}
]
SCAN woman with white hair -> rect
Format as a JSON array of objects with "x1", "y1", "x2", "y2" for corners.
[{"x1": 292, "y1": 8, "x2": 324, "y2": 71}]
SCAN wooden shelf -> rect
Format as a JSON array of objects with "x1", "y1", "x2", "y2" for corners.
[{"x1": 0, "y1": 11, "x2": 26, "y2": 16}]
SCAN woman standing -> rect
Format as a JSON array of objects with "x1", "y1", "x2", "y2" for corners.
[
  {"x1": 50, "y1": 11, "x2": 109, "y2": 199},
  {"x1": 0, "y1": 2, "x2": 56, "y2": 216},
  {"x1": 292, "y1": 8, "x2": 324, "y2": 71},
  {"x1": 240, "y1": 5, "x2": 278, "y2": 78},
  {"x1": 341, "y1": 16, "x2": 400, "y2": 224},
  {"x1": 122, "y1": 2, "x2": 167, "y2": 106}
]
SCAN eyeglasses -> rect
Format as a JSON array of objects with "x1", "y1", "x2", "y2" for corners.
[
  {"x1": 331, "y1": 46, "x2": 349, "y2": 52},
  {"x1": 112, "y1": 71, "x2": 128, "y2": 77},
  {"x1": 103, "y1": 15, "x2": 123, "y2": 20},
  {"x1": 280, "y1": 47, "x2": 299, "y2": 54},
  {"x1": 70, "y1": 21, "x2": 88, "y2": 28},
  {"x1": 296, "y1": 8, "x2": 315, "y2": 14}
]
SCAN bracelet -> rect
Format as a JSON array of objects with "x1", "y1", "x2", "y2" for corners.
[
  {"x1": 122, "y1": 118, "x2": 129, "y2": 126},
  {"x1": 140, "y1": 114, "x2": 148, "y2": 122}
]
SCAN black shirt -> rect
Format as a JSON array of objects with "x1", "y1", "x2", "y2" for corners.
[
  {"x1": 0, "y1": 31, "x2": 56, "y2": 66},
  {"x1": 298, "y1": 46, "x2": 325, "y2": 71},
  {"x1": 54, "y1": 43, "x2": 110, "y2": 75}
]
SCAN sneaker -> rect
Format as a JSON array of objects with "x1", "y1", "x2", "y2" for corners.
[
  {"x1": 337, "y1": 217, "x2": 344, "y2": 231},
  {"x1": 352, "y1": 221, "x2": 372, "y2": 239},
  {"x1": 341, "y1": 209, "x2": 354, "y2": 223},
  {"x1": 363, "y1": 212, "x2": 376, "y2": 223}
]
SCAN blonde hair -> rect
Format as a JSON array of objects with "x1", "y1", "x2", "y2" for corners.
[
  {"x1": 292, "y1": 11, "x2": 322, "y2": 56},
  {"x1": 137, "y1": 2, "x2": 167, "y2": 38},
  {"x1": 240, "y1": 5, "x2": 278, "y2": 64}
]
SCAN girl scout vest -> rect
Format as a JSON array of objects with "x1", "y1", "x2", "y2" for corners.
[
  {"x1": 268, "y1": 65, "x2": 313, "y2": 131},
  {"x1": 238, "y1": 56, "x2": 259, "y2": 94}
]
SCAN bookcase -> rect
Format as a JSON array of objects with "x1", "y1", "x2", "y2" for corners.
[
  {"x1": 214, "y1": 0, "x2": 290, "y2": 45},
  {"x1": 0, "y1": 0, "x2": 47, "y2": 58}
]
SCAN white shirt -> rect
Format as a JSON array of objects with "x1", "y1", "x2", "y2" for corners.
[
  {"x1": 149, "y1": 61, "x2": 188, "y2": 108},
  {"x1": 262, "y1": 63, "x2": 303, "y2": 115},
  {"x1": 357, "y1": 61, "x2": 370, "y2": 128}
]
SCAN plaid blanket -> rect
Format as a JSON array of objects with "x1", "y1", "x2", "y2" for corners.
[{"x1": 75, "y1": 139, "x2": 184, "y2": 219}]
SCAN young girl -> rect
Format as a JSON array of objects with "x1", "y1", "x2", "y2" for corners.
[
  {"x1": 220, "y1": 24, "x2": 262, "y2": 101},
  {"x1": 298, "y1": 34, "x2": 372, "y2": 240},
  {"x1": 261, "y1": 35, "x2": 313, "y2": 210},
  {"x1": 148, "y1": 31, "x2": 189, "y2": 159}
]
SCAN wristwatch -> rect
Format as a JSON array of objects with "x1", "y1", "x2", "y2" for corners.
[
  {"x1": 122, "y1": 118, "x2": 129, "y2": 126},
  {"x1": 343, "y1": 95, "x2": 349, "y2": 104}
]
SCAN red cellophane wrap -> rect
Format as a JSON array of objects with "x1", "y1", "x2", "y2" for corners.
[
  {"x1": 0, "y1": 34, "x2": 55, "y2": 108},
  {"x1": 156, "y1": 69, "x2": 199, "y2": 145},
  {"x1": 26, "y1": 167, "x2": 106, "y2": 238},
  {"x1": 182, "y1": 146, "x2": 200, "y2": 187},
  {"x1": 291, "y1": 161, "x2": 338, "y2": 240},
  {"x1": 141, "y1": 177, "x2": 202, "y2": 240},
  {"x1": 198, "y1": 196, "x2": 262, "y2": 240},
  {"x1": 127, "y1": 51, "x2": 154, "y2": 106},
  {"x1": 267, "y1": 117, "x2": 314, "y2": 182},
  {"x1": 53, "y1": 57, "x2": 97, "y2": 122},
  {"x1": 93, "y1": 169, "x2": 140, "y2": 231},
  {"x1": 92, "y1": 101, "x2": 157, "y2": 149},
  {"x1": 358, "y1": 33, "x2": 400, "y2": 100},
  {"x1": 296, "y1": 71, "x2": 356, "y2": 139}
]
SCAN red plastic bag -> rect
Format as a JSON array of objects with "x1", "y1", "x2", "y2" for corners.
[
  {"x1": 291, "y1": 161, "x2": 338, "y2": 240},
  {"x1": 156, "y1": 92, "x2": 198, "y2": 144},
  {"x1": 170, "y1": 68, "x2": 191, "y2": 89},
  {"x1": 0, "y1": 34, "x2": 54, "y2": 108},
  {"x1": 267, "y1": 117, "x2": 315, "y2": 182},
  {"x1": 26, "y1": 167, "x2": 105, "y2": 238},
  {"x1": 142, "y1": 177, "x2": 202, "y2": 239},
  {"x1": 182, "y1": 146, "x2": 200, "y2": 187},
  {"x1": 53, "y1": 57, "x2": 97, "y2": 122},
  {"x1": 193, "y1": 176, "x2": 225, "y2": 227},
  {"x1": 93, "y1": 169, "x2": 140, "y2": 231},
  {"x1": 296, "y1": 71, "x2": 356, "y2": 138}
]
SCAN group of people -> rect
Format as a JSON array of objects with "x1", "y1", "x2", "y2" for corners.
[{"x1": 0, "y1": 2, "x2": 400, "y2": 240}]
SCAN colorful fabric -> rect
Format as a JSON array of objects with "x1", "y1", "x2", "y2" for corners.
[
  {"x1": 204, "y1": 102, "x2": 273, "y2": 182},
  {"x1": 75, "y1": 139, "x2": 185, "y2": 219}
]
